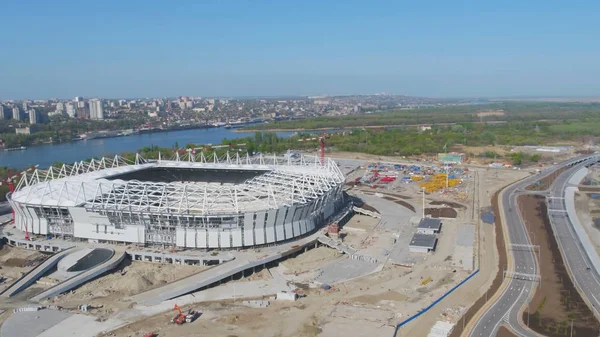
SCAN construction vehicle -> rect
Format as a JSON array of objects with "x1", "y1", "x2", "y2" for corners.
[
  {"x1": 420, "y1": 276, "x2": 433, "y2": 286},
  {"x1": 171, "y1": 304, "x2": 185, "y2": 324},
  {"x1": 185, "y1": 309, "x2": 200, "y2": 323}
]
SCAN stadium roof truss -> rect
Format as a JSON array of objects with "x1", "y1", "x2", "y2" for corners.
[{"x1": 12, "y1": 152, "x2": 344, "y2": 215}]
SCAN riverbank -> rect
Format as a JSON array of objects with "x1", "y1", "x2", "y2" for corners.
[
  {"x1": 235, "y1": 121, "x2": 508, "y2": 133},
  {"x1": 0, "y1": 127, "x2": 294, "y2": 169}
]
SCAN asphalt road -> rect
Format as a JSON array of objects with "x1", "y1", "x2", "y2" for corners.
[
  {"x1": 545, "y1": 159, "x2": 600, "y2": 317},
  {"x1": 470, "y1": 154, "x2": 598, "y2": 337}
]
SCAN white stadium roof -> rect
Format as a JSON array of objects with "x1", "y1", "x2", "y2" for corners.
[{"x1": 11, "y1": 153, "x2": 345, "y2": 215}]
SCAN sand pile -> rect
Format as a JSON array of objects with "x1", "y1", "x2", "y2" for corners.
[
  {"x1": 53, "y1": 261, "x2": 206, "y2": 302},
  {"x1": 282, "y1": 247, "x2": 341, "y2": 274}
]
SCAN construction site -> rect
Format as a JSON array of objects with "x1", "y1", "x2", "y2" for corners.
[{"x1": 0, "y1": 151, "x2": 537, "y2": 337}]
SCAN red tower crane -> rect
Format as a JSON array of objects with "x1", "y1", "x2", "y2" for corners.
[
  {"x1": 319, "y1": 131, "x2": 325, "y2": 166},
  {"x1": 0, "y1": 166, "x2": 37, "y2": 240},
  {"x1": 297, "y1": 132, "x2": 326, "y2": 166}
]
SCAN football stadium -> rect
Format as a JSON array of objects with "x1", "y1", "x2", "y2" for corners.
[{"x1": 7, "y1": 153, "x2": 346, "y2": 249}]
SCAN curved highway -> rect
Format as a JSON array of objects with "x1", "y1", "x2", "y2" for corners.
[
  {"x1": 546, "y1": 158, "x2": 600, "y2": 315},
  {"x1": 469, "y1": 154, "x2": 599, "y2": 337}
]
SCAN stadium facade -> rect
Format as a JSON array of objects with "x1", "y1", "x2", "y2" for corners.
[{"x1": 7, "y1": 153, "x2": 347, "y2": 249}]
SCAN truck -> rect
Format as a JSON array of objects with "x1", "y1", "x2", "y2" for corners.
[{"x1": 185, "y1": 309, "x2": 200, "y2": 323}]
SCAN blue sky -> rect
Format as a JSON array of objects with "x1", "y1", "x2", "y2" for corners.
[{"x1": 1, "y1": 0, "x2": 599, "y2": 99}]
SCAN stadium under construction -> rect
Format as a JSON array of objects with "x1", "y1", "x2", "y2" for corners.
[{"x1": 6, "y1": 153, "x2": 347, "y2": 249}]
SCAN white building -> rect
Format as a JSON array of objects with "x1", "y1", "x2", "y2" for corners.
[
  {"x1": 29, "y1": 109, "x2": 39, "y2": 124},
  {"x1": 15, "y1": 127, "x2": 31, "y2": 135},
  {"x1": 89, "y1": 99, "x2": 104, "y2": 120},
  {"x1": 56, "y1": 102, "x2": 65, "y2": 112},
  {"x1": 0, "y1": 105, "x2": 5, "y2": 119},
  {"x1": 66, "y1": 103, "x2": 77, "y2": 118},
  {"x1": 12, "y1": 107, "x2": 21, "y2": 121},
  {"x1": 48, "y1": 111, "x2": 65, "y2": 117}
]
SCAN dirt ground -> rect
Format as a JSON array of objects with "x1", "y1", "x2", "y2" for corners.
[
  {"x1": 281, "y1": 246, "x2": 342, "y2": 275},
  {"x1": 430, "y1": 200, "x2": 466, "y2": 209},
  {"x1": 362, "y1": 192, "x2": 416, "y2": 212},
  {"x1": 582, "y1": 166, "x2": 600, "y2": 185},
  {"x1": 46, "y1": 258, "x2": 208, "y2": 310},
  {"x1": 342, "y1": 214, "x2": 379, "y2": 232},
  {"x1": 425, "y1": 207, "x2": 457, "y2": 218},
  {"x1": 455, "y1": 145, "x2": 512, "y2": 157},
  {"x1": 107, "y1": 301, "x2": 320, "y2": 337},
  {"x1": 497, "y1": 325, "x2": 520, "y2": 337},
  {"x1": 0, "y1": 245, "x2": 47, "y2": 291},
  {"x1": 106, "y1": 262, "x2": 467, "y2": 337},
  {"x1": 327, "y1": 151, "x2": 438, "y2": 163},
  {"x1": 519, "y1": 195, "x2": 600, "y2": 336}
]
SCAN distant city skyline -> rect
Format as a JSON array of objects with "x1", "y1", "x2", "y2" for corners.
[{"x1": 1, "y1": 1, "x2": 600, "y2": 99}]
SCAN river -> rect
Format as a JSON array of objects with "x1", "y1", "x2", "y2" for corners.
[{"x1": 0, "y1": 127, "x2": 295, "y2": 169}]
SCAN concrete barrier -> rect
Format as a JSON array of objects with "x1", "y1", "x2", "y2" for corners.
[
  {"x1": 12, "y1": 306, "x2": 41, "y2": 313},
  {"x1": 353, "y1": 206, "x2": 381, "y2": 219},
  {"x1": 2, "y1": 235, "x2": 74, "y2": 253}
]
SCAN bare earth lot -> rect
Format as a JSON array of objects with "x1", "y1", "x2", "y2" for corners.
[{"x1": 45, "y1": 259, "x2": 209, "y2": 318}]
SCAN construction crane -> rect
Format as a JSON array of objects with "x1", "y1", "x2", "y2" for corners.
[
  {"x1": 420, "y1": 276, "x2": 433, "y2": 286},
  {"x1": 0, "y1": 165, "x2": 38, "y2": 240},
  {"x1": 171, "y1": 304, "x2": 185, "y2": 324},
  {"x1": 297, "y1": 132, "x2": 326, "y2": 166}
]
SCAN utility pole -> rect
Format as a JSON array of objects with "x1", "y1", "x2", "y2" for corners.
[
  {"x1": 570, "y1": 319, "x2": 573, "y2": 337},
  {"x1": 422, "y1": 188, "x2": 425, "y2": 218},
  {"x1": 446, "y1": 163, "x2": 450, "y2": 190}
]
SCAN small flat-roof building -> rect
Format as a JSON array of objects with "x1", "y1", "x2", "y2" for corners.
[
  {"x1": 409, "y1": 233, "x2": 438, "y2": 253},
  {"x1": 417, "y1": 218, "x2": 442, "y2": 235}
]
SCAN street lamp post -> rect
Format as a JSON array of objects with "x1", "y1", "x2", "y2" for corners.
[{"x1": 422, "y1": 187, "x2": 426, "y2": 218}]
